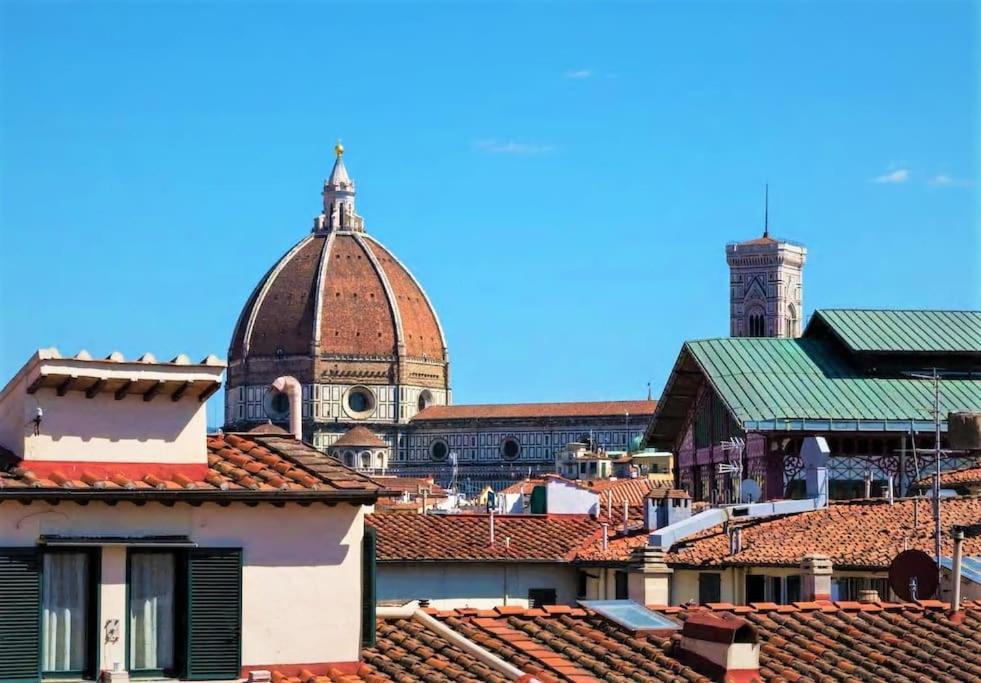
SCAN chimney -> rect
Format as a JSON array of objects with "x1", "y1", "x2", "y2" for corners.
[
  {"x1": 952, "y1": 526, "x2": 966, "y2": 612},
  {"x1": 801, "y1": 437, "x2": 829, "y2": 506},
  {"x1": 622, "y1": 499, "x2": 629, "y2": 535},
  {"x1": 643, "y1": 497, "x2": 657, "y2": 532},
  {"x1": 677, "y1": 613, "x2": 760, "y2": 683},
  {"x1": 800, "y1": 553, "x2": 833, "y2": 601},
  {"x1": 858, "y1": 588, "x2": 881, "y2": 604},
  {"x1": 271, "y1": 375, "x2": 302, "y2": 441},
  {"x1": 626, "y1": 546, "x2": 673, "y2": 605}
]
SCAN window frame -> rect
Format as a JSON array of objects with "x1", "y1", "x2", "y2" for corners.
[
  {"x1": 39, "y1": 546, "x2": 101, "y2": 681},
  {"x1": 125, "y1": 548, "x2": 187, "y2": 679}
]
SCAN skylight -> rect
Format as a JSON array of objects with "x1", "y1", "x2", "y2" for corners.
[{"x1": 579, "y1": 600, "x2": 680, "y2": 631}]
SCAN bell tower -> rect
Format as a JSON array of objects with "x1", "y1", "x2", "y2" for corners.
[{"x1": 725, "y1": 189, "x2": 806, "y2": 338}]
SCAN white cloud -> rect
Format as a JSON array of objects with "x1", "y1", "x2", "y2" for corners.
[
  {"x1": 474, "y1": 139, "x2": 554, "y2": 155},
  {"x1": 871, "y1": 168, "x2": 910, "y2": 184},
  {"x1": 928, "y1": 174, "x2": 973, "y2": 187},
  {"x1": 565, "y1": 69, "x2": 593, "y2": 79}
]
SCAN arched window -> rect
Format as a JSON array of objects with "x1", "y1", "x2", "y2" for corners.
[
  {"x1": 361, "y1": 452, "x2": 372, "y2": 470},
  {"x1": 786, "y1": 304, "x2": 798, "y2": 336},
  {"x1": 344, "y1": 452, "x2": 355, "y2": 468},
  {"x1": 746, "y1": 307, "x2": 766, "y2": 337}
]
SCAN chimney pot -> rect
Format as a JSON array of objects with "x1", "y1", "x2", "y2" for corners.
[
  {"x1": 858, "y1": 588, "x2": 881, "y2": 604},
  {"x1": 678, "y1": 613, "x2": 760, "y2": 682}
]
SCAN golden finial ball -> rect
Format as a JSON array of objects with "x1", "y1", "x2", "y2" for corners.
[{"x1": 334, "y1": 140, "x2": 344, "y2": 157}]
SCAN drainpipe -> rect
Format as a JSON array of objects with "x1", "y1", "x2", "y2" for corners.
[
  {"x1": 952, "y1": 527, "x2": 965, "y2": 612},
  {"x1": 887, "y1": 476, "x2": 894, "y2": 505},
  {"x1": 489, "y1": 508, "x2": 495, "y2": 546},
  {"x1": 271, "y1": 376, "x2": 302, "y2": 441},
  {"x1": 622, "y1": 500, "x2": 629, "y2": 535}
]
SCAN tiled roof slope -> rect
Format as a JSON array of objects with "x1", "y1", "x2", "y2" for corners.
[
  {"x1": 916, "y1": 464, "x2": 981, "y2": 490},
  {"x1": 367, "y1": 513, "x2": 600, "y2": 562},
  {"x1": 668, "y1": 496, "x2": 981, "y2": 569},
  {"x1": 420, "y1": 602, "x2": 981, "y2": 683},
  {"x1": 0, "y1": 433, "x2": 380, "y2": 499},
  {"x1": 686, "y1": 337, "x2": 981, "y2": 426},
  {"x1": 332, "y1": 426, "x2": 389, "y2": 449},
  {"x1": 412, "y1": 400, "x2": 656, "y2": 421},
  {"x1": 373, "y1": 476, "x2": 447, "y2": 497},
  {"x1": 808, "y1": 308, "x2": 981, "y2": 353},
  {"x1": 363, "y1": 617, "x2": 509, "y2": 682}
]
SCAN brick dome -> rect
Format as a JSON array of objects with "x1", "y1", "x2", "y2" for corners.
[{"x1": 228, "y1": 231, "x2": 446, "y2": 364}]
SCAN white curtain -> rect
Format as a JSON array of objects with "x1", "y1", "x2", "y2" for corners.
[
  {"x1": 42, "y1": 552, "x2": 89, "y2": 672},
  {"x1": 129, "y1": 553, "x2": 175, "y2": 670}
]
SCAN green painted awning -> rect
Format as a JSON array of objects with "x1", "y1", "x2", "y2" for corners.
[{"x1": 807, "y1": 309, "x2": 981, "y2": 354}]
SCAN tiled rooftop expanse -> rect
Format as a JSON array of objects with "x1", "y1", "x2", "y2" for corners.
[
  {"x1": 367, "y1": 513, "x2": 601, "y2": 562},
  {"x1": 0, "y1": 433, "x2": 380, "y2": 498},
  {"x1": 668, "y1": 496, "x2": 981, "y2": 569},
  {"x1": 297, "y1": 602, "x2": 981, "y2": 682},
  {"x1": 916, "y1": 464, "x2": 981, "y2": 490}
]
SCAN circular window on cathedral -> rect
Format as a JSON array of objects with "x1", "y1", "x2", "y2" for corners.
[
  {"x1": 263, "y1": 388, "x2": 291, "y2": 420},
  {"x1": 430, "y1": 439, "x2": 449, "y2": 461},
  {"x1": 501, "y1": 437, "x2": 521, "y2": 461},
  {"x1": 344, "y1": 386, "x2": 375, "y2": 418},
  {"x1": 418, "y1": 390, "x2": 434, "y2": 412}
]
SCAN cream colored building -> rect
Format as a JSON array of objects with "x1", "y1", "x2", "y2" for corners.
[{"x1": 0, "y1": 349, "x2": 381, "y2": 681}]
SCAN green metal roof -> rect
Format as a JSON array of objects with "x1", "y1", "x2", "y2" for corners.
[
  {"x1": 807, "y1": 309, "x2": 981, "y2": 354},
  {"x1": 684, "y1": 337, "x2": 981, "y2": 432}
]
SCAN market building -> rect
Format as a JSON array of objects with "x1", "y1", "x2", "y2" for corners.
[{"x1": 645, "y1": 308, "x2": 981, "y2": 502}]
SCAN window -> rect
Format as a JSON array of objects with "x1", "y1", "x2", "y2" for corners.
[
  {"x1": 417, "y1": 390, "x2": 433, "y2": 412},
  {"x1": 42, "y1": 549, "x2": 99, "y2": 677},
  {"x1": 430, "y1": 440, "x2": 449, "y2": 461},
  {"x1": 699, "y1": 573, "x2": 721, "y2": 604},
  {"x1": 746, "y1": 574, "x2": 765, "y2": 603},
  {"x1": 501, "y1": 438, "x2": 521, "y2": 461},
  {"x1": 786, "y1": 575, "x2": 801, "y2": 603},
  {"x1": 345, "y1": 387, "x2": 375, "y2": 418},
  {"x1": 129, "y1": 551, "x2": 177, "y2": 674},
  {"x1": 528, "y1": 588, "x2": 557, "y2": 608},
  {"x1": 614, "y1": 572, "x2": 628, "y2": 600}
]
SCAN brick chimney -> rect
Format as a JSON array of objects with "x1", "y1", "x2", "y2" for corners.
[
  {"x1": 627, "y1": 546, "x2": 673, "y2": 605},
  {"x1": 677, "y1": 613, "x2": 761, "y2": 683},
  {"x1": 800, "y1": 553, "x2": 833, "y2": 601}
]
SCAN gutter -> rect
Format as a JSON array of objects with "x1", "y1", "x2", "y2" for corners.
[{"x1": 411, "y1": 609, "x2": 541, "y2": 682}]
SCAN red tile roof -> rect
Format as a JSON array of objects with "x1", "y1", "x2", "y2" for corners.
[
  {"x1": 667, "y1": 496, "x2": 981, "y2": 569},
  {"x1": 0, "y1": 433, "x2": 380, "y2": 501},
  {"x1": 331, "y1": 426, "x2": 389, "y2": 449},
  {"x1": 412, "y1": 400, "x2": 656, "y2": 421},
  {"x1": 416, "y1": 601, "x2": 981, "y2": 683},
  {"x1": 373, "y1": 476, "x2": 447, "y2": 497},
  {"x1": 367, "y1": 513, "x2": 602, "y2": 562},
  {"x1": 916, "y1": 464, "x2": 981, "y2": 490}
]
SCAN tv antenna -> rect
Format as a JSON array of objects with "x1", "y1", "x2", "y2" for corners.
[{"x1": 717, "y1": 437, "x2": 746, "y2": 504}]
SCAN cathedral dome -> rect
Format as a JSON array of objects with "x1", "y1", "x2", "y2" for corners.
[{"x1": 227, "y1": 148, "x2": 447, "y2": 377}]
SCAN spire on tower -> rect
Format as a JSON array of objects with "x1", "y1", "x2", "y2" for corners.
[
  {"x1": 763, "y1": 183, "x2": 769, "y2": 238},
  {"x1": 314, "y1": 140, "x2": 364, "y2": 234}
]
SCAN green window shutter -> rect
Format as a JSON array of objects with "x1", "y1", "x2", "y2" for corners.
[
  {"x1": 0, "y1": 549, "x2": 40, "y2": 683},
  {"x1": 185, "y1": 549, "x2": 242, "y2": 680},
  {"x1": 361, "y1": 527, "x2": 377, "y2": 648}
]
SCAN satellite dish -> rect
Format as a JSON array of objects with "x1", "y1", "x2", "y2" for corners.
[
  {"x1": 888, "y1": 549, "x2": 938, "y2": 601},
  {"x1": 740, "y1": 479, "x2": 762, "y2": 504}
]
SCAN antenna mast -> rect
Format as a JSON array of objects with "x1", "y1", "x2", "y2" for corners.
[{"x1": 763, "y1": 183, "x2": 769, "y2": 238}]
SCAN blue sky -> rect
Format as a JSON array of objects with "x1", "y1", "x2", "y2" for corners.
[{"x1": 1, "y1": 2, "x2": 977, "y2": 424}]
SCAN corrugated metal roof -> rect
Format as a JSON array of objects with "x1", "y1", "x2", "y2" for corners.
[
  {"x1": 686, "y1": 337, "x2": 981, "y2": 426},
  {"x1": 810, "y1": 309, "x2": 981, "y2": 353}
]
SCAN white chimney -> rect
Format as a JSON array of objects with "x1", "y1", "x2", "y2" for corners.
[{"x1": 800, "y1": 553, "x2": 833, "y2": 601}]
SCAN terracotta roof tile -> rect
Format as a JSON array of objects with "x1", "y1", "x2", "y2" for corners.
[
  {"x1": 0, "y1": 433, "x2": 380, "y2": 500},
  {"x1": 331, "y1": 426, "x2": 389, "y2": 449},
  {"x1": 367, "y1": 512, "x2": 602, "y2": 562},
  {"x1": 916, "y1": 464, "x2": 981, "y2": 490},
  {"x1": 666, "y1": 496, "x2": 981, "y2": 569}
]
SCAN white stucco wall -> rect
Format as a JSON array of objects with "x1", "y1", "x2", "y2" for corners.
[
  {"x1": 0, "y1": 500, "x2": 365, "y2": 670},
  {"x1": 377, "y1": 562, "x2": 579, "y2": 608}
]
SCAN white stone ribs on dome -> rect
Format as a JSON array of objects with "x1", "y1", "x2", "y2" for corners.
[
  {"x1": 362, "y1": 233, "x2": 449, "y2": 357},
  {"x1": 242, "y1": 234, "x2": 315, "y2": 357},
  {"x1": 312, "y1": 230, "x2": 337, "y2": 351},
  {"x1": 352, "y1": 232, "x2": 405, "y2": 355}
]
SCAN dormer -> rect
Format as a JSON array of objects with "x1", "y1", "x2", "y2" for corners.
[{"x1": 0, "y1": 348, "x2": 225, "y2": 474}]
